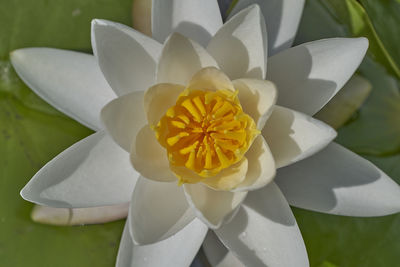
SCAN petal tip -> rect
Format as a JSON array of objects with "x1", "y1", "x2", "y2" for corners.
[
  {"x1": 9, "y1": 48, "x2": 26, "y2": 64},
  {"x1": 91, "y1": 18, "x2": 107, "y2": 27},
  {"x1": 20, "y1": 184, "x2": 35, "y2": 204}
]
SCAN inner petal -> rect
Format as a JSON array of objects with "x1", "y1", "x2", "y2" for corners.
[{"x1": 154, "y1": 88, "x2": 259, "y2": 185}]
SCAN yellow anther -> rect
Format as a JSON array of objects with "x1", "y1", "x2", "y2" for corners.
[
  {"x1": 166, "y1": 107, "x2": 175, "y2": 118},
  {"x1": 214, "y1": 101, "x2": 233, "y2": 118},
  {"x1": 181, "y1": 99, "x2": 202, "y2": 122},
  {"x1": 171, "y1": 120, "x2": 186, "y2": 129},
  {"x1": 215, "y1": 145, "x2": 231, "y2": 168},
  {"x1": 185, "y1": 150, "x2": 196, "y2": 169},
  {"x1": 167, "y1": 132, "x2": 189, "y2": 146},
  {"x1": 178, "y1": 115, "x2": 190, "y2": 124},
  {"x1": 193, "y1": 96, "x2": 206, "y2": 116},
  {"x1": 180, "y1": 141, "x2": 199, "y2": 155}
]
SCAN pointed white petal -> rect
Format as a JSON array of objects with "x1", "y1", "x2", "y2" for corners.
[
  {"x1": 129, "y1": 177, "x2": 195, "y2": 245},
  {"x1": 234, "y1": 78, "x2": 277, "y2": 129},
  {"x1": 157, "y1": 33, "x2": 218, "y2": 85},
  {"x1": 203, "y1": 231, "x2": 245, "y2": 267},
  {"x1": 151, "y1": 0, "x2": 223, "y2": 46},
  {"x1": 183, "y1": 183, "x2": 247, "y2": 229},
  {"x1": 267, "y1": 38, "x2": 369, "y2": 115},
  {"x1": 116, "y1": 217, "x2": 208, "y2": 267},
  {"x1": 215, "y1": 182, "x2": 309, "y2": 267},
  {"x1": 91, "y1": 19, "x2": 161, "y2": 96},
  {"x1": 233, "y1": 135, "x2": 275, "y2": 192},
  {"x1": 31, "y1": 203, "x2": 128, "y2": 226},
  {"x1": 276, "y1": 142, "x2": 400, "y2": 216},
  {"x1": 230, "y1": 0, "x2": 305, "y2": 55},
  {"x1": 101, "y1": 91, "x2": 147, "y2": 152},
  {"x1": 262, "y1": 106, "x2": 336, "y2": 168},
  {"x1": 207, "y1": 5, "x2": 267, "y2": 80},
  {"x1": 20, "y1": 131, "x2": 138, "y2": 208},
  {"x1": 10, "y1": 48, "x2": 114, "y2": 130}
]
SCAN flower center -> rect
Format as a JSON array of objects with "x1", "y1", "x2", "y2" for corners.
[{"x1": 154, "y1": 88, "x2": 259, "y2": 183}]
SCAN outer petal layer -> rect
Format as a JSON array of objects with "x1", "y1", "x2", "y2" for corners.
[
  {"x1": 157, "y1": 33, "x2": 218, "y2": 85},
  {"x1": 92, "y1": 19, "x2": 161, "y2": 96},
  {"x1": 267, "y1": 38, "x2": 369, "y2": 115},
  {"x1": 183, "y1": 183, "x2": 247, "y2": 229},
  {"x1": 10, "y1": 48, "x2": 114, "y2": 130},
  {"x1": 207, "y1": 5, "x2": 267, "y2": 80},
  {"x1": 116, "y1": 216, "x2": 208, "y2": 267},
  {"x1": 151, "y1": 0, "x2": 223, "y2": 46},
  {"x1": 20, "y1": 131, "x2": 138, "y2": 208},
  {"x1": 129, "y1": 177, "x2": 195, "y2": 245},
  {"x1": 203, "y1": 231, "x2": 245, "y2": 267},
  {"x1": 230, "y1": 0, "x2": 305, "y2": 55},
  {"x1": 276, "y1": 142, "x2": 400, "y2": 216},
  {"x1": 215, "y1": 182, "x2": 309, "y2": 267},
  {"x1": 262, "y1": 106, "x2": 337, "y2": 168}
]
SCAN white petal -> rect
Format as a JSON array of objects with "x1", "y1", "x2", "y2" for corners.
[
  {"x1": 144, "y1": 83, "x2": 185, "y2": 126},
  {"x1": 91, "y1": 19, "x2": 161, "y2": 96},
  {"x1": 20, "y1": 131, "x2": 138, "y2": 208},
  {"x1": 267, "y1": 38, "x2": 369, "y2": 115},
  {"x1": 203, "y1": 231, "x2": 245, "y2": 267},
  {"x1": 101, "y1": 91, "x2": 147, "y2": 152},
  {"x1": 151, "y1": 0, "x2": 223, "y2": 46},
  {"x1": 276, "y1": 142, "x2": 400, "y2": 216},
  {"x1": 215, "y1": 182, "x2": 309, "y2": 267},
  {"x1": 10, "y1": 48, "x2": 114, "y2": 130},
  {"x1": 129, "y1": 177, "x2": 195, "y2": 245},
  {"x1": 157, "y1": 33, "x2": 218, "y2": 85},
  {"x1": 230, "y1": 0, "x2": 305, "y2": 55},
  {"x1": 183, "y1": 183, "x2": 247, "y2": 229},
  {"x1": 262, "y1": 106, "x2": 337, "y2": 168},
  {"x1": 233, "y1": 135, "x2": 275, "y2": 192},
  {"x1": 130, "y1": 125, "x2": 177, "y2": 182},
  {"x1": 234, "y1": 78, "x2": 277, "y2": 129},
  {"x1": 31, "y1": 203, "x2": 128, "y2": 226},
  {"x1": 116, "y1": 216, "x2": 208, "y2": 267},
  {"x1": 207, "y1": 5, "x2": 267, "y2": 80}
]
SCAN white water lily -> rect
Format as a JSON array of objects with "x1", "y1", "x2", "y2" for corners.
[{"x1": 10, "y1": 1, "x2": 400, "y2": 267}]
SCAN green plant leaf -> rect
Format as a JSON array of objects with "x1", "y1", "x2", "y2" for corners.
[
  {"x1": 0, "y1": 0, "x2": 133, "y2": 266},
  {"x1": 295, "y1": 0, "x2": 400, "y2": 80},
  {"x1": 337, "y1": 58, "x2": 400, "y2": 156},
  {"x1": 359, "y1": 0, "x2": 400, "y2": 69}
]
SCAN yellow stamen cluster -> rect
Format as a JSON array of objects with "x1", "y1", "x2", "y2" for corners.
[{"x1": 154, "y1": 88, "x2": 259, "y2": 183}]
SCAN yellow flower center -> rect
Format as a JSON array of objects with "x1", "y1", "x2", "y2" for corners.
[{"x1": 154, "y1": 88, "x2": 259, "y2": 183}]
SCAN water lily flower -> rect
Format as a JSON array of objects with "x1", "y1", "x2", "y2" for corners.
[{"x1": 10, "y1": 1, "x2": 400, "y2": 267}]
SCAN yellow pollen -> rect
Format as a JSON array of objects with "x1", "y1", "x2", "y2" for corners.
[{"x1": 154, "y1": 88, "x2": 259, "y2": 183}]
